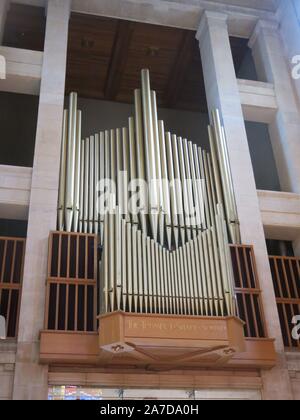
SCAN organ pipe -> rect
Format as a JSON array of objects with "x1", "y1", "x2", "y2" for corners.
[
  {"x1": 57, "y1": 110, "x2": 68, "y2": 231},
  {"x1": 65, "y1": 93, "x2": 78, "y2": 232},
  {"x1": 58, "y1": 69, "x2": 240, "y2": 318}
]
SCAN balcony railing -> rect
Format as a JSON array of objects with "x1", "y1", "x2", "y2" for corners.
[
  {"x1": 0, "y1": 237, "x2": 25, "y2": 338},
  {"x1": 231, "y1": 245, "x2": 266, "y2": 338},
  {"x1": 44, "y1": 232, "x2": 267, "y2": 341},
  {"x1": 45, "y1": 232, "x2": 98, "y2": 332},
  {"x1": 269, "y1": 255, "x2": 300, "y2": 349}
]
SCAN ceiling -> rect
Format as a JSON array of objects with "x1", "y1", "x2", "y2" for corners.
[
  {"x1": 3, "y1": 4, "x2": 250, "y2": 113},
  {"x1": 66, "y1": 14, "x2": 247, "y2": 112},
  {"x1": 66, "y1": 14, "x2": 207, "y2": 112},
  {"x1": 66, "y1": 13, "x2": 249, "y2": 113}
]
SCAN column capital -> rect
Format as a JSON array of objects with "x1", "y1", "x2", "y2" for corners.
[
  {"x1": 46, "y1": 0, "x2": 72, "y2": 20},
  {"x1": 248, "y1": 19, "x2": 279, "y2": 49},
  {"x1": 196, "y1": 10, "x2": 228, "y2": 42}
]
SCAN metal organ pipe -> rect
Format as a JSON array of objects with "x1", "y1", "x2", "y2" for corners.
[
  {"x1": 73, "y1": 110, "x2": 82, "y2": 233},
  {"x1": 58, "y1": 110, "x2": 68, "y2": 231},
  {"x1": 58, "y1": 69, "x2": 240, "y2": 318},
  {"x1": 65, "y1": 93, "x2": 77, "y2": 232}
]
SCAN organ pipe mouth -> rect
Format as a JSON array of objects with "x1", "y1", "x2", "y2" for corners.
[{"x1": 58, "y1": 69, "x2": 240, "y2": 317}]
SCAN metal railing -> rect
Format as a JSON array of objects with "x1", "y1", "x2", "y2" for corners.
[
  {"x1": 45, "y1": 231, "x2": 98, "y2": 332},
  {"x1": 0, "y1": 237, "x2": 25, "y2": 338},
  {"x1": 269, "y1": 255, "x2": 300, "y2": 349},
  {"x1": 231, "y1": 245, "x2": 267, "y2": 338},
  {"x1": 44, "y1": 232, "x2": 267, "y2": 341}
]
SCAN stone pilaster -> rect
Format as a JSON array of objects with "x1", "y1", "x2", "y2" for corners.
[
  {"x1": 277, "y1": 0, "x2": 300, "y2": 108},
  {"x1": 196, "y1": 11, "x2": 293, "y2": 400},
  {"x1": 249, "y1": 20, "x2": 300, "y2": 194},
  {"x1": 0, "y1": 0, "x2": 9, "y2": 45},
  {"x1": 12, "y1": 0, "x2": 71, "y2": 400}
]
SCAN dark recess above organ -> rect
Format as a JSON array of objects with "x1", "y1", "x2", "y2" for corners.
[
  {"x1": 3, "y1": 5, "x2": 250, "y2": 113},
  {"x1": 3, "y1": 3, "x2": 46, "y2": 52},
  {"x1": 66, "y1": 14, "x2": 249, "y2": 113}
]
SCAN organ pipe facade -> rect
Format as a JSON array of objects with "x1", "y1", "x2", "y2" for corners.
[{"x1": 58, "y1": 69, "x2": 241, "y2": 317}]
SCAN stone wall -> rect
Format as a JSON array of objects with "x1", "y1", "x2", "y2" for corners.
[
  {"x1": 0, "y1": 342, "x2": 16, "y2": 400},
  {"x1": 287, "y1": 352, "x2": 300, "y2": 400}
]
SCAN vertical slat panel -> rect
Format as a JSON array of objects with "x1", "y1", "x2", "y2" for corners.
[
  {"x1": 43, "y1": 233, "x2": 276, "y2": 342},
  {"x1": 1, "y1": 240, "x2": 7, "y2": 283},
  {"x1": 93, "y1": 234, "x2": 98, "y2": 331},
  {"x1": 67, "y1": 234, "x2": 71, "y2": 279},
  {"x1": 76, "y1": 235, "x2": 79, "y2": 279},
  {"x1": 45, "y1": 232, "x2": 98, "y2": 333},
  {"x1": 44, "y1": 283, "x2": 50, "y2": 329},
  {"x1": 231, "y1": 245, "x2": 267, "y2": 339},
  {"x1": 57, "y1": 234, "x2": 62, "y2": 278},
  {"x1": 74, "y1": 284, "x2": 78, "y2": 331},
  {"x1": 6, "y1": 290, "x2": 11, "y2": 336},
  {"x1": 269, "y1": 255, "x2": 300, "y2": 349},
  {"x1": 55, "y1": 283, "x2": 60, "y2": 331},
  {"x1": 84, "y1": 284, "x2": 88, "y2": 332},
  {"x1": 10, "y1": 241, "x2": 17, "y2": 284},
  {"x1": 0, "y1": 237, "x2": 25, "y2": 338},
  {"x1": 65, "y1": 284, "x2": 69, "y2": 331},
  {"x1": 288, "y1": 259, "x2": 298, "y2": 299}
]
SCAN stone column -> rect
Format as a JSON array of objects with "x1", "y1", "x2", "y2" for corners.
[
  {"x1": 12, "y1": 0, "x2": 71, "y2": 400},
  {"x1": 277, "y1": 0, "x2": 300, "y2": 107},
  {"x1": 0, "y1": 0, "x2": 9, "y2": 45},
  {"x1": 196, "y1": 11, "x2": 293, "y2": 400},
  {"x1": 249, "y1": 20, "x2": 300, "y2": 194}
]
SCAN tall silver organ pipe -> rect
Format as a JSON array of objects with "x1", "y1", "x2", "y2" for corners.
[
  {"x1": 65, "y1": 93, "x2": 78, "y2": 232},
  {"x1": 58, "y1": 110, "x2": 68, "y2": 231},
  {"x1": 99, "y1": 206, "x2": 235, "y2": 316},
  {"x1": 58, "y1": 70, "x2": 241, "y2": 317}
]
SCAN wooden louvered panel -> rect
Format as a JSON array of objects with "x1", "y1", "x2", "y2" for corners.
[
  {"x1": 45, "y1": 232, "x2": 98, "y2": 333},
  {"x1": 0, "y1": 237, "x2": 25, "y2": 338},
  {"x1": 269, "y1": 255, "x2": 300, "y2": 349}
]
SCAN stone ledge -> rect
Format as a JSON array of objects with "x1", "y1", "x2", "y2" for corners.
[
  {"x1": 0, "y1": 165, "x2": 32, "y2": 220},
  {"x1": 0, "y1": 46, "x2": 43, "y2": 95},
  {"x1": 258, "y1": 189, "x2": 300, "y2": 240}
]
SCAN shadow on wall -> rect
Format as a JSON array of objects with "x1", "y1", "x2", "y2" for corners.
[
  {"x1": 72, "y1": 97, "x2": 211, "y2": 150},
  {"x1": 0, "y1": 92, "x2": 38, "y2": 167},
  {"x1": 236, "y1": 48, "x2": 260, "y2": 82},
  {"x1": 0, "y1": 219, "x2": 28, "y2": 238},
  {"x1": 245, "y1": 121, "x2": 281, "y2": 192},
  {"x1": 266, "y1": 239, "x2": 295, "y2": 257},
  {"x1": 65, "y1": 97, "x2": 281, "y2": 191}
]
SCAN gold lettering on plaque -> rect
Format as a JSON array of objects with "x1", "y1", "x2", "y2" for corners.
[{"x1": 126, "y1": 319, "x2": 227, "y2": 337}]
